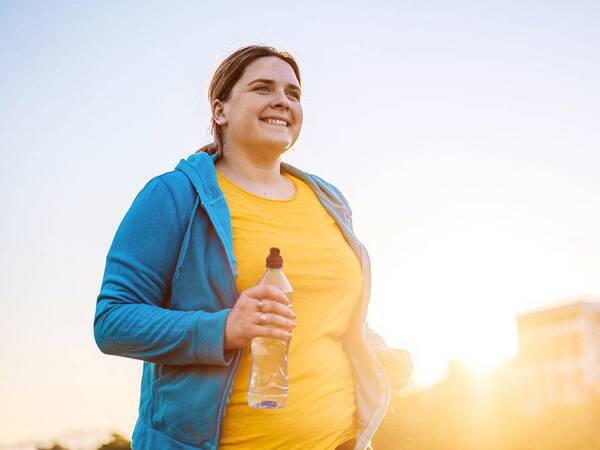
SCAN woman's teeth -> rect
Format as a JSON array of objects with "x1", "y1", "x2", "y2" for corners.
[{"x1": 262, "y1": 118, "x2": 288, "y2": 127}]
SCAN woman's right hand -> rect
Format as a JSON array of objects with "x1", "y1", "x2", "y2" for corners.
[{"x1": 223, "y1": 284, "x2": 297, "y2": 350}]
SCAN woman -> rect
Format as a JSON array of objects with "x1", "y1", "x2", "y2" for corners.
[{"x1": 94, "y1": 45, "x2": 411, "y2": 450}]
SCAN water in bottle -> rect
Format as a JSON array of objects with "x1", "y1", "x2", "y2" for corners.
[{"x1": 247, "y1": 247, "x2": 293, "y2": 409}]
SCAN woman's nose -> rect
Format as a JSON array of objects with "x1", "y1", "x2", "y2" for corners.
[{"x1": 270, "y1": 90, "x2": 290, "y2": 109}]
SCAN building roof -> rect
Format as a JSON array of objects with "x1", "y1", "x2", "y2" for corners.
[{"x1": 516, "y1": 295, "x2": 600, "y2": 329}]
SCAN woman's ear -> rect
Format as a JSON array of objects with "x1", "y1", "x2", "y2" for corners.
[{"x1": 212, "y1": 99, "x2": 227, "y2": 126}]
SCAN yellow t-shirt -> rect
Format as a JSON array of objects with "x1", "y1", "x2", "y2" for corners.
[{"x1": 217, "y1": 169, "x2": 362, "y2": 450}]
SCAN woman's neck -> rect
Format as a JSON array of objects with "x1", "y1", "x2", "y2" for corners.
[
  {"x1": 216, "y1": 145, "x2": 284, "y2": 186},
  {"x1": 215, "y1": 144, "x2": 295, "y2": 200}
]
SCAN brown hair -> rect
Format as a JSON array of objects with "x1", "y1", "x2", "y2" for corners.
[{"x1": 197, "y1": 45, "x2": 302, "y2": 154}]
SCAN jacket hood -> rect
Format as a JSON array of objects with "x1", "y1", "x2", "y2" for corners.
[
  {"x1": 175, "y1": 150, "x2": 224, "y2": 205},
  {"x1": 175, "y1": 148, "x2": 352, "y2": 218},
  {"x1": 173, "y1": 148, "x2": 354, "y2": 280}
]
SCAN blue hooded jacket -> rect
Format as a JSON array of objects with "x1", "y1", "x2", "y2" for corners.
[{"x1": 94, "y1": 150, "x2": 391, "y2": 450}]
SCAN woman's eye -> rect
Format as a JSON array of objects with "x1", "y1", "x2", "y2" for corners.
[{"x1": 255, "y1": 86, "x2": 270, "y2": 92}]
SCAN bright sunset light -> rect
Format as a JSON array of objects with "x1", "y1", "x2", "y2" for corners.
[{"x1": 2, "y1": 2, "x2": 599, "y2": 449}]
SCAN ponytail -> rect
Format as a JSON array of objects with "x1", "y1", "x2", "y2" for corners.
[{"x1": 195, "y1": 141, "x2": 219, "y2": 155}]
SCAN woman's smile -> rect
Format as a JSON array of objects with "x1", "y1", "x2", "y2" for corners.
[{"x1": 260, "y1": 118, "x2": 289, "y2": 127}]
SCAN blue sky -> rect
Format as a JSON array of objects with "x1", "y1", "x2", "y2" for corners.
[{"x1": 1, "y1": 0, "x2": 599, "y2": 444}]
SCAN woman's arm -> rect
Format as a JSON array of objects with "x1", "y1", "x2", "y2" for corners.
[{"x1": 93, "y1": 176, "x2": 233, "y2": 367}]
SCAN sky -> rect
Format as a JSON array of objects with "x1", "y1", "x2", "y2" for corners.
[{"x1": 1, "y1": 0, "x2": 599, "y2": 445}]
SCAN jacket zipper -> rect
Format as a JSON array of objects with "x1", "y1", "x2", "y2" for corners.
[{"x1": 214, "y1": 288, "x2": 241, "y2": 446}]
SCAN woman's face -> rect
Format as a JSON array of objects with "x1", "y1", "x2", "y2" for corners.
[{"x1": 214, "y1": 56, "x2": 303, "y2": 156}]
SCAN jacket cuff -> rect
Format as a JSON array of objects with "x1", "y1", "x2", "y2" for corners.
[{"x1": 194, "y1": 308, "x2": 234, "y2": 366}]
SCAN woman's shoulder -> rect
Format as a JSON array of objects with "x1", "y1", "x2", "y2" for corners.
[
  {"x1": 285, "y1": 163, "x2": 347, "y2": 202},
  {"x1": 284, "y1": 164, "x2": 353, "y2": 224},
  {"x1": 300, "y1": 170, "x2": 352, "y2": 214},
  {"x1": 135, "y1": 169, "x2": 197, "y2": 217},
  {"x1": 150, "y1": 169, "x2": 193, "y2": 192}
]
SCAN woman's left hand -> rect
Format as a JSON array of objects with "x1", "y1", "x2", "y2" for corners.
[{"x1": 376, "y1": 348, "x2": 413, "y2": 392}]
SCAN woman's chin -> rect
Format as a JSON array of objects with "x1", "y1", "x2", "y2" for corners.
[
  {"x1": 236, "y1": 131, "x2": 296, "y2": 155},
  {"x1": 255, "y1": 137, "x2": 294, "y2": 154}
]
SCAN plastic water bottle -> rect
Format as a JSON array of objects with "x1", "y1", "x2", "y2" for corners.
[{"x1": 247, "y1": 247, "x2": 293, "y2": 409}]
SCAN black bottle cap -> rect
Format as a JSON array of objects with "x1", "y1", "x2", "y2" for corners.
[{"x1": 266, "y1": 247, "x2": 283, "y2": 269}]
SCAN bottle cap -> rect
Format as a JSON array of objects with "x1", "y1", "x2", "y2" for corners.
[{"x1": 266, "y1": 247, "x2": 283, "y2": 269}]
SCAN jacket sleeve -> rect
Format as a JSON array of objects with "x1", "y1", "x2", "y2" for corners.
[{"x1": 93, "y1": 176, "x2": 233, "y2": 366}]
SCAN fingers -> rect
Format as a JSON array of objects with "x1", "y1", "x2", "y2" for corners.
[
  {"x1": 246, "y1": 284, "x2": 295, "y2": 322},
  {"x1": 253, "y1": 298, "x2": 296, "y2": 321},
  {"x1": 254, "y1": 324, "x2": 293, "y2": 343},
  {"x1": 394, "y1": 349, "x2": 413, "y2": 373},
  {"x1": 225, "y1": 285, "x2": 296, "y2": 350},
  {"x1": 246, "y1": 284, "x2": 291, "y2": 307},
  {"x1": 255, "y1": 311, "x2": 296, "y2": 331},
  {"x1": 376, "y1": 349, "x2": 413, "y2": 391}
]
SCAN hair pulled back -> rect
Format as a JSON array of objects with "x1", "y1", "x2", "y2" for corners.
[{"x1": 197, "y1": 45, "x2": 302, "y2": 154}]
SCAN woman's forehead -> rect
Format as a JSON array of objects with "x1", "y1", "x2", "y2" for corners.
[{"x1": 239, "y1": 56, "x2": 300, "y2": 86}]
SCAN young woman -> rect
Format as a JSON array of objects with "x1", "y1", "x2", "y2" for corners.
[{"x1": 94, "y1": 45, "x2": 412, "y2": 450}]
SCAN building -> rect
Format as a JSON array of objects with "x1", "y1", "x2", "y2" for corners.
[{"x1": 515, "y1": 296, "x2": 600, "y2": 412}]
